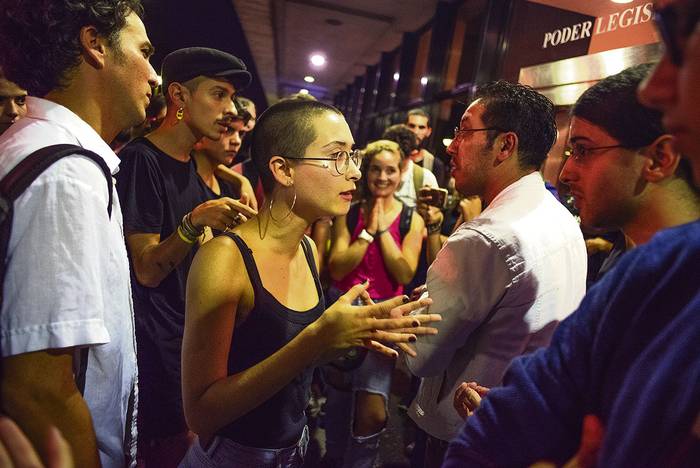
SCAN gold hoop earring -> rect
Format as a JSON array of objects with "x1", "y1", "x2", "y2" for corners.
[
  {"x1": 176, "y1": 107, "x2": 184, "y2": 121},
  {"x1": 269, "y1": 187, "x2": 297, "y2": 222}
]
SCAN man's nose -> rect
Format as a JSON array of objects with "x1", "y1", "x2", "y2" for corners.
[{"x1": 559, "y1": 157, "x2": 577, "y2": 184}]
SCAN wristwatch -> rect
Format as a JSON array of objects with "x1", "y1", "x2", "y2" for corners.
[
  {"x1": 427, "y1": 222, "x2": 443, "y2": 235},
  {"x1": 358, "y1": 229, "x2": 375, "y2": 243}
]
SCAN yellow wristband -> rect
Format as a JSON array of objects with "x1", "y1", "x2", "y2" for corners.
[{"x1": 177, "y1": 225, "x2": 196, "y2": 244}]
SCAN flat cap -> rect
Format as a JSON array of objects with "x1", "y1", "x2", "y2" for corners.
[{"x1": 161, "y1": 47, "x2": 251, "y2": 93}]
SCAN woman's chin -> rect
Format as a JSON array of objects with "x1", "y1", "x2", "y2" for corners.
[{"x1": 370, "y1": 188, "x2": 394, "y2": 198}]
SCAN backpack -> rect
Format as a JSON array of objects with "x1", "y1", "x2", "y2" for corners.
[
  {"x1": 420, "y1": 150, "x2": 435, "y2": 174},
  {"x1": 345, "y1": 201, "x2": 414, "y2": 241},
  {"x1": 0, "y1": 144, "x2": 114, "y2": 397},
  {"x1": 412, "y1": 162, "x2": 424, "y2": 200}
]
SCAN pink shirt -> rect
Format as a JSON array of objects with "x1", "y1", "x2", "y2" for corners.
[{"x1": 333, "y1": 206, "x2": 405, "y2": 299}]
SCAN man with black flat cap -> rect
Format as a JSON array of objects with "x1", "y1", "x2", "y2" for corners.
[{"x1": 116, "y1": 46, "x2": 258, "y2": 467}]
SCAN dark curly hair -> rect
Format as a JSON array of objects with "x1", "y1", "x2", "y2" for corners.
[
  {"x1": 0, "y1": 0, "x2": 144, "y2": 97},
  {"x1": 474, "y1": 80, "x2": 557, "y2": 169},
  {"x1": 381, "y1": 124, "x2": 419, "y2": 160}
]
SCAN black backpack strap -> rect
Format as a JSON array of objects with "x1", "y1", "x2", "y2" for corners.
[
  {"x1": 73, "y1": 347, "x2": 90, "y2": 395},
  {"x1": 345, "y1": 201, "x2": 361, "y2": 235},
  {"x1": 0, "y1": 144, "x2": 112, "y2": 397},
  {"x1": 399, "y1": 203, "x2": 414, "y2": 240},
  {"x1": 0, "y1": 144, "x2": 113, "y2": 223}
]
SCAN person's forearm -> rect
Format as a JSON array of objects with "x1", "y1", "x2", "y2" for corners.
[
  {"x1": 134, "y1": 231, "x2": 194, "y2": 287},
  {"x1": 215, "y1": 164, "x2": 247, "y2": 189},
  {"x1": 328, "y1": 241, "x2": 370, "y2": 281},
  {"x1": 185, "y1": 322, "x2": 326, "y2": 437},
  {"x1": 377, "y1": 233, "x2": 415, "y2": 284},
  {"x1": 2, "y1": 384, "x2": 100, "y2": 467},
  {"x1": 425, "y1": 231, "x2": 444, "y2": 265}
]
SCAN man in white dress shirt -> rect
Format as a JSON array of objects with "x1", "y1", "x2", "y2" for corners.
[
  {"x1": 0, "y1": 1, "x2": 158, "y2": 467},
  {"x1": 405, "y1": 81, "x2": 587, "y2": 467}
]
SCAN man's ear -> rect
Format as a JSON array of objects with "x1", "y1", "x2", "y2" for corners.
[
  {"x1": 426, "y1": 126, "x2": 433, "y2": 139},
  {"x1": 495, "y1": 132, "x2": 518, "y2": 163},
  {"x1": 79, "y1": 25, "x2": 108, "y2": 69},
  {"x1": 269, "y1": 156, "x2": 294, "y2": 187},
  {"x1": 643, "y1": 134, "x2": 680, "y2": 183},
  {"x1": 168, "y1": 83, "x2": 189, "y2": 109}
]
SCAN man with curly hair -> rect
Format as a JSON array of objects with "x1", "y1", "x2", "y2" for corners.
[{"x1": 0, "y1": 1, "x2": 158, "y2": 467}]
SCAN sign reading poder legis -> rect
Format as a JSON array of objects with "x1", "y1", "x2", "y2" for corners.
[{"x1": 542, "y1": 2, "x2": 653, "y2": 49}]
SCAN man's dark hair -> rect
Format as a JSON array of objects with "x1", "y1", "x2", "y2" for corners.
[
  {"x1": 474, "y1": 80, "x2": 557, "y2": 169},
  {"x1": 236, "y1": 96, "x2": 255, "y2": 111},
  {"x1": 0, "y1": 0, "x2": 143, "y2": 97},
  {"x1": 572, "y1": 63, "x2": 664, "y2": 148},
  {"x1": 407, "y1": 108, "x2": 430, "y2": 126},
  {"x1": 251, "y1": 99, "x2": 343, "y2": 194},
  {"x1": 382, "y1": 124, "x2": 419, "y2": 160}
]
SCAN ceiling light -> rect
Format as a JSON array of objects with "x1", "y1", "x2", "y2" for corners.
[
  {"x1": 393, "y1": 72, "x2": 400, "y2": 81},
  {"x1": 610, "y1": 0, "x2": 633, "y2": 3},
  {"x1": 420, "y1": 76, "x2": 428, "y2": 85},
  {"x1": 299, "y1": 89, "x2": 310, "y2": 95},
  {"x1": 304, "y1": 76, "x2": 315, "y2": 83},
  {"x1": 310, "y1": 54, "x2": 326, "y2": 67}
]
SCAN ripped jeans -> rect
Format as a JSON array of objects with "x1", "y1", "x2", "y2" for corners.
[
  {"x1": 323, "y1": 342, "x2": 395, "y2": 468},
  {"x1": 178, "y1": 426, "x2": 308, "y2": 468}
]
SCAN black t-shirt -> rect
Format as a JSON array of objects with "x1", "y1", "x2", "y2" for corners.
[{"x1": 116, "y1": 137, "x2": 225, "y2": 372}]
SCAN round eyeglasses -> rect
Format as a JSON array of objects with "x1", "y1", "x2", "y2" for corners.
[{"x1": 285, "y1": 150, "x2": 362, "y2": 175}]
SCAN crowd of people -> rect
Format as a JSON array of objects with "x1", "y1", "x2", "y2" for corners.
[{"x1": 0, "y1": 0, "x2": 698, "y2": 467}]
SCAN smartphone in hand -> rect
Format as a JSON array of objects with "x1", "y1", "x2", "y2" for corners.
[{"x1": 419, "y1": 187, "x2": 448, "y2": 208}]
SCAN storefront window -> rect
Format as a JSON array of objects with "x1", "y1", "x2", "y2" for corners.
[
  {"x1": 409, "y1": 28, "x2": 432, "y2": 102},
  {"x1": 443, "y1": 0, "x2": 489, "y2": 91}
]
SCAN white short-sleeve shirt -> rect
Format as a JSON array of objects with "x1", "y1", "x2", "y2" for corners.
[
  {"x1": 0, "y1": 97, "x2": 137, "y2": 468},
  {"x1": 395, "y1": 159, "x2": 439, "y2": 207}
]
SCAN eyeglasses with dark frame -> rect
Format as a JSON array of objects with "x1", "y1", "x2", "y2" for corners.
[
  {"x1": 453, "y1": 126, "x2": 505, "y2": 140},
  {"x1": 285, "y1": 149, "x2": 362, "y2": 175},
  {"x1": 653, "y1": 3, "x2": 700, "y2": 66},
  {"x1": 563, "y1": 143, "x2": 632, "y2": 161}
]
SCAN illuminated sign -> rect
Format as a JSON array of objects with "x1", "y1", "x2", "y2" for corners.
[{"x1": 542, "y1": 2, "x2": 653, "y2": 49}]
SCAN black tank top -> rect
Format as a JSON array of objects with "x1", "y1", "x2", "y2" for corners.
[{"x1": 216, "y1": 233, "x2": 325, "y2": 448}]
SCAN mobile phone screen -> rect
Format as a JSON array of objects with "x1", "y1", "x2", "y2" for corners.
[{"x1": 420, "y1": 187, "x2": 448, "y2": 208}]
